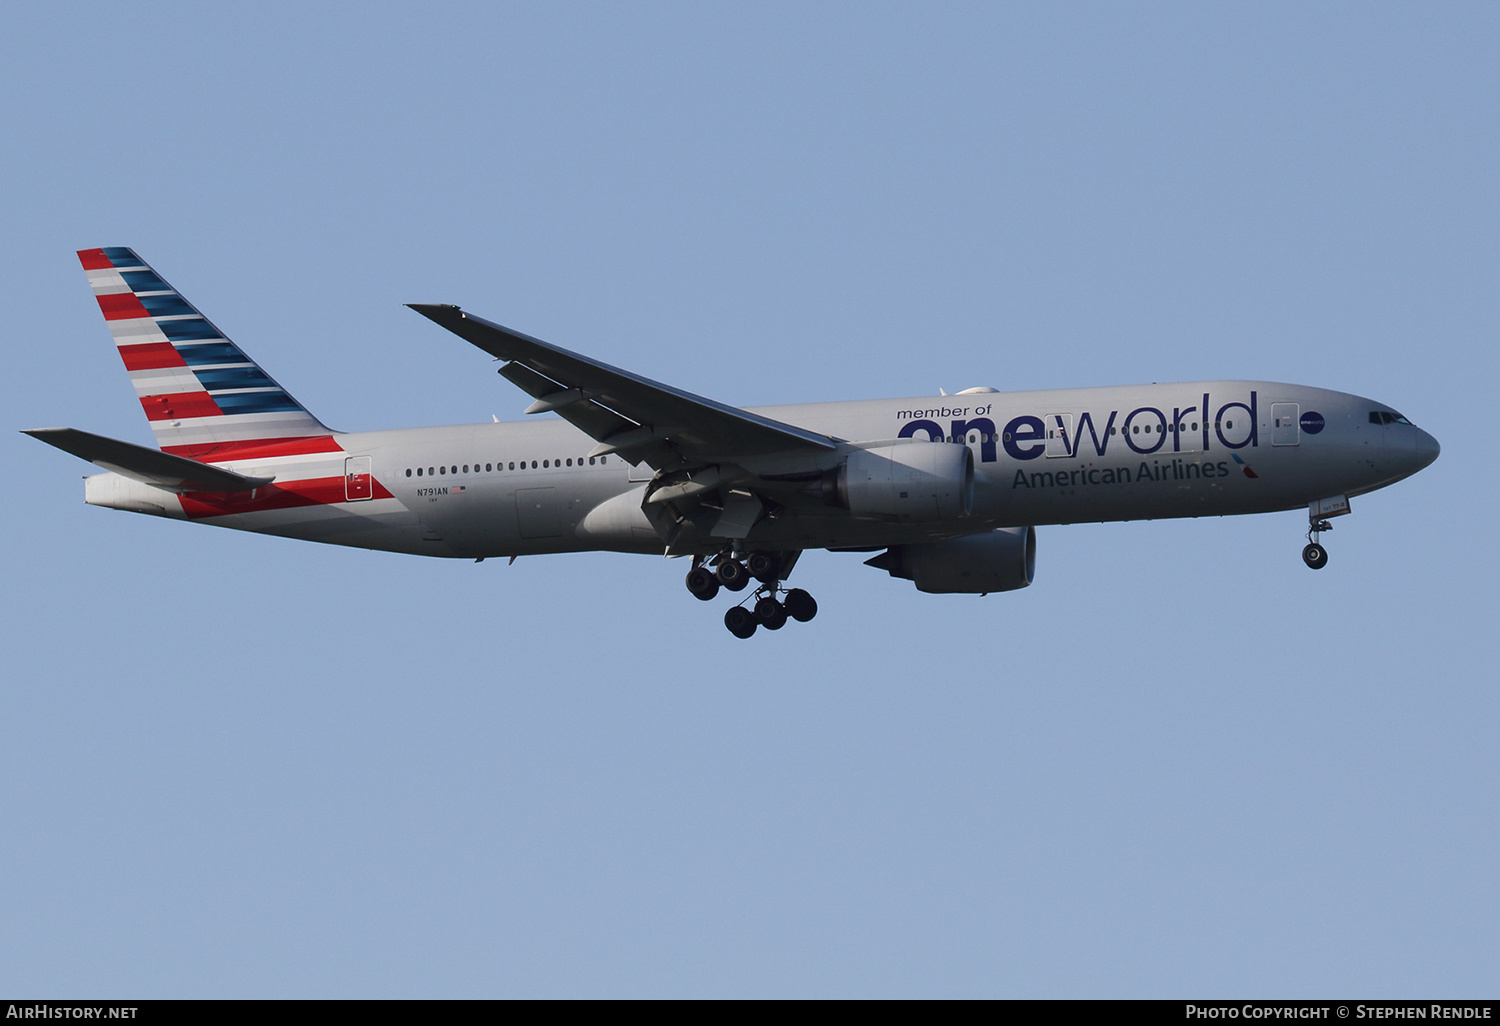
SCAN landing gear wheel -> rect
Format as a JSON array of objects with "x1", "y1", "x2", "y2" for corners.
[
  {"x1": 783, "y1": 588, "x2": 818, "y2": 622},
  {"x1": 725, "y1": 606, "x2": 758, "y2": 639},
  {"x1": 747, "y1": 551, "x2": 781, "y2": 584},
  {"x1": 754, "y1": 596, "x2": 788, "y2": 630},
  {"x1": 716, "y1": 559, "x2": 750, "y2": 592},
  {"x1": 1302, "y1": 543, "x2": 1328, "y2": 570},
  {"x1": 686, "y1": 567, "x2": 720, "y2": 601}
]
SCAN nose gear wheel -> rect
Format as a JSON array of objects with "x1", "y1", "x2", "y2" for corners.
[{"x1": 1303, "y1": 517, "x2": 1334, "y2": 570}]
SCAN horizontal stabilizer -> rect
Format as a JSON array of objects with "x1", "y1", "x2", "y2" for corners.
[{"x1": 23, "y1": 428, "x2": 274, "y2": 493}]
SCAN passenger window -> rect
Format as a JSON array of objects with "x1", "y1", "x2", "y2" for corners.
[
  {"x1": 416, "y1": 468, "x2": 422, "y2": 477},
  {"x1": 531, "y1": 461, "x2": 538, "y2": 469},
  {"x1": 406, "y1": 469, "x2": 412, "y2": 477},
  {"x1": 439, "y1": 466, "x2": 445, "y2": 475},
  {"x1": 463, "y1": 465, "x2": 469, "y2": 473},
  {"x1": 486, "y1": 463, "x2": 492, "y2": 472}
]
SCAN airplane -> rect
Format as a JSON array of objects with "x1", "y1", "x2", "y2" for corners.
[{"x1": 26, "y1": 247, "x2": 1441, "y2": 638}]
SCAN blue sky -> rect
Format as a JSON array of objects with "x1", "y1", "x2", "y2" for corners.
[{"x1": 2, "y1": 2, "x2": 1496, "y2": 997}]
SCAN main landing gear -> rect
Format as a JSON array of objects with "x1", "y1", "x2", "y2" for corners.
[
  {"x1": 684, "y1": 550, "x2": 818, "y2": 638},
  {"x1": 724, "y1": 588, "x2": 818, "y2": 639}
]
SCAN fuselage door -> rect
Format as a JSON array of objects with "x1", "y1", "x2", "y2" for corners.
[
  {"x1": 1271, "y1": 403, "x2": 1300, "y2": 447},
  {"x1": 345, "y1": 456, "x2": 373, "y2": 501},
  {"x1": 1045, "y1": 414, "x2": 1074, "y2": 458}
]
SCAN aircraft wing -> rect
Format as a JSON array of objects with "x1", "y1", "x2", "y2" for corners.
[
  {"x1": 408, "y1": 304, "x2": 839, "y2": 470},
  {"x1": 23, "y1": 427, "x2": 275, "y2": 492}
]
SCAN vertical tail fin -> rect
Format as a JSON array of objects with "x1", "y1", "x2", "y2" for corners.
[{"x1": 77, "y1": 247, "x2": 335, "y2": 458}]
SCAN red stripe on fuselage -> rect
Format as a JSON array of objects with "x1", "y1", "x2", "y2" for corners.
[
  {"x1": 119, "y1": 342, "x2": 187, "y2": 371},
  {"x1": 178, "y1": 475, "x2": 394, "y2": 519},
  {"x1": 97, "y1": 292, "x2": 150, "y2": 320},
  {"x1": 162, "y1": 435, "x2": 344, "y2": 461},
  {"x1": 77, "y1": 248, "x2": 113, "y2": 271},
  {"x1": 141, "y1": 391, "x2": 221, "y2": 420}
]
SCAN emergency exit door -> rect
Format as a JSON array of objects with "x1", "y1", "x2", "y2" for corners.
[
  {"x1": 345, "y1": 456, "x2": 373, "y2": 500},
  {"x1": 1045, "y1": 414, "x2": 1074, "y2": 457},
  {"x1": 1271, "y1": 403, "x2": 1300, "y2": 446}
]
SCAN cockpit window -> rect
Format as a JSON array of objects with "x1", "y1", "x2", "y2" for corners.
[{"x1": 1369, "y1": 411, "x2": 1414, "y2": 425}]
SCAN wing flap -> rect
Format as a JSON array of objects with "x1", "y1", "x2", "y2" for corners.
[
  {"x1": 24, "y1": 427, "x2": 274, "y2": 493},
  {"x1": 496, "y1": 359, "x2": 641, "y2": 447}
]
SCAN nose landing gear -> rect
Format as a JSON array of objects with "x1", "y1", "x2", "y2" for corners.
[
  {"x1": 1301, "y1": 495, "x2": 1351, "y2": 570},
  {"x1": 1303, "y1": 518, "x2": 1334, "y2": 570},
  {"x1": 1302, "y1": 539, "x2": 1329, "y2": 570}
]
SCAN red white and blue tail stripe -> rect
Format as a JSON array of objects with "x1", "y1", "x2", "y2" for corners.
[{"x1": 77, "y1": 247, "x2": 334, "y2": 457}]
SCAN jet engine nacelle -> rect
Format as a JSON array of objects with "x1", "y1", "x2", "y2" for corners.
[
  {"x1": 828, "y1": 442, "x2": 974, "y2": 521},
  {"x1": 866, "y1": 526, "x2": 1036, "y2": 594}
]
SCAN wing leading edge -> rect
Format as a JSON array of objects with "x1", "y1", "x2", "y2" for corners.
[{"x1": 407, "y1": 304, "x2": 838, "y2": 470}]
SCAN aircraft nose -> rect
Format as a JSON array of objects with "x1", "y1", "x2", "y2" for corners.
[{"x1": 1413, "y1": 427, "x2": 1440, "y2": 469}]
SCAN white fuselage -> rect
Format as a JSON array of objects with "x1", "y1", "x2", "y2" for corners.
[{"x1": 85, "y1": 380, "x2": 1440, "y2": 559}]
